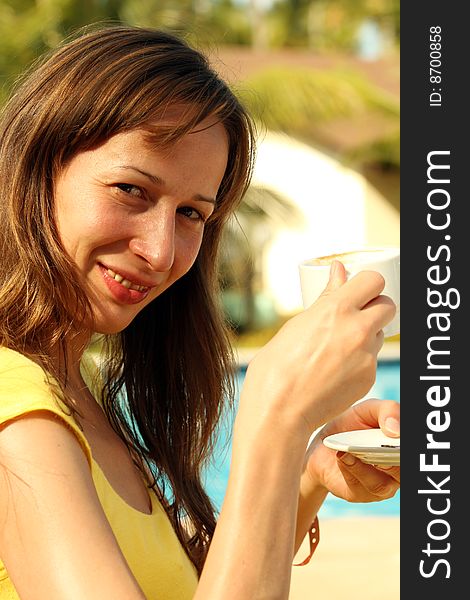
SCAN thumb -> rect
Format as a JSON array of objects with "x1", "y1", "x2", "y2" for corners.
[
  {"x1": 322, "y1": 260, "x2": 347, "y2": 293},
  {"x1": 377, "y1": 400, "x2": 401, "y2": 438},
  {"x1": 381, "y1": 416, "x2": 401, "y2": 438}
]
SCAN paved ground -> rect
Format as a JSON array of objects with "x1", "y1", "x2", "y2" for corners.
[{"x1": 290, "y1": 517, "x2": 400, "y2": 600}]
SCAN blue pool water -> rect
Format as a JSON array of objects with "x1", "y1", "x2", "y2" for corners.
[{"x1": 203, "y1": 359, "x2": 400, "y2": 519}]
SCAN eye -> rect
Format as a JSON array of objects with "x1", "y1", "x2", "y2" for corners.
[
  {"x1": 115, "y1": 183, "x2": 143, "y2": 197},
  {"x1": 178, "y1": 206, "x2": 207, "y2": 222}
]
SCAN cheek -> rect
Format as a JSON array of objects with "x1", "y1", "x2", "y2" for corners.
[
  {"x1": 175, "y1": 231, "x2": 204, "y2": 275},
  {"x1": 56, "y1": 192, "x2": 111, "y2": 249},
  {"x1": 74, "y1": 211, "x2": 134, "y2": 257}
]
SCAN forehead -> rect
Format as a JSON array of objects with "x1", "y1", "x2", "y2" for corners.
[{"x1": 115, "y1": 120, "x2": 228, "y2": 172}]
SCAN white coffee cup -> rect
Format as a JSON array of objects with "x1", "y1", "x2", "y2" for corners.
[{"x1": 299, "y1": 247, "x2": 400, "y2": 337}]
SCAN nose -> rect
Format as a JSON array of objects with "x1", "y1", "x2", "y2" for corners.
[{"x1": 129, "y1": 210, "x2": 176, "y2": 273}]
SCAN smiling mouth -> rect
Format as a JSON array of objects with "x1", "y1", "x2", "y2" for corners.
[{"x1": 105, "y1": 267, "x2": 149, "y2": 292}]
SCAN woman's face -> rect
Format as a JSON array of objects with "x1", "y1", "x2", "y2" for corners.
[{"x1": 54, "y1": 117, "x2": 228, "y2": 334}]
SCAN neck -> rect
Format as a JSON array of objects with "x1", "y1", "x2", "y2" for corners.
[{"x1": 51, "y1": 330, "x2": 92, "y2": 388}]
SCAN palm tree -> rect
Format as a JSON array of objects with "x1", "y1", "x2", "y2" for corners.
[
  {"x1": 235, "y1": 65, "x2": 399, "y2": 167},
  {"x1": 220, "y1": 185, "x2": 302, "y2": 332}
]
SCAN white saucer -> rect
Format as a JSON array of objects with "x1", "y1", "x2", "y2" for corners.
[{"x1": 323, "y1": 429, "x2": 400, "y2": 466}]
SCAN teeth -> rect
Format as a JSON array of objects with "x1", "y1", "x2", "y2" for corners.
[{"x1": 106, "y1": 268, "x2": 148, "y2": 292}]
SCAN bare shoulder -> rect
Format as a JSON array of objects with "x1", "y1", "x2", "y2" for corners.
[
  {"x1": 0, "y1": 411, "x2": 145, "y2": 599},
  {"x1": 0, "y1": 410, "x2": 94, "y2": 507}
]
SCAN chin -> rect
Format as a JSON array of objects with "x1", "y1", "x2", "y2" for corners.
[
  {"x1": 94, "y1": 322, "x2": 133, "y2": 335},
  {"x1": 91, "y1": 313, "x2": 137, "y2": 336}
]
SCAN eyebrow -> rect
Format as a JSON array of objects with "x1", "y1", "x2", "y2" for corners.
[{"x1": 116, "y1": 165, "x2": 216, "y2": 205}]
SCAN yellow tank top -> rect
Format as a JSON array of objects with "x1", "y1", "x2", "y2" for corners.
[{"x1": 0, "y1": 347, "x2": 198, "y2": 599}]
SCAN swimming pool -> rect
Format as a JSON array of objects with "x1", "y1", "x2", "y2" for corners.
[{"x1": 203, "y1": 359, "x2": 400, "y2": 519}]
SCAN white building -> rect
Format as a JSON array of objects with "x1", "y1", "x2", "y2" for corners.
[{"x1": 249, "y1": 131, "x2": 400, "y2": 316}]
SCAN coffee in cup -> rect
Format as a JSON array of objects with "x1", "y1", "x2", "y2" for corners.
[{"x1": 299, "y1": 247, "x2": 400, "y2": 337}]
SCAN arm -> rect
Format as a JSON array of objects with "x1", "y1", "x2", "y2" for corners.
[
  {"x1": 195, "y1": 412, "x2": 309, "y2": 599},
  {"x1": 0, "y1": 411, "x2": 146, "y2": 600},
  {"x1": 195, "y1": 265, "x2": 396, "y2": 598},
  {"x1": 294, "y1": 469, "x2": 328, "y2": 556}
]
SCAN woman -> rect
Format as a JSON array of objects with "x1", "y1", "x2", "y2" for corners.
[{"x1": 0, "y1": 25, "x2": 399, "y2": 599}]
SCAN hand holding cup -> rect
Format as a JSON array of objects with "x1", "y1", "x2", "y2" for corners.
[
  {"x1": 238, "y1": 259, "x2": 397, "y2": 437},
  {"x1": 299, "y1": 247, "x2": 400, "y2": 337}
]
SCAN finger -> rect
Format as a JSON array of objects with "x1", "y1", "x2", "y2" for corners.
[
  {"x1": 372, "y1": 329, "x2": 385, "y2": 356},
  {"x1": 377, "y1": 401, "x2": 401, "y2": 438},
  {"x1": 337, "y1": 452, "x2": 400, "y2": 498},
  {"x1": 319, "y1": 398, "x2": 399, "y2": 441},
  {"x1": 352, "y1": 398, "x2": 400, "y2": 436},
  {"x1": 321, "y1": 260, "x2": 347, "y2": 294},
  {"x1": 335, "y1": 452, "x2": 370, "y2": 498},
  {"x1": 338, "y1": 270, "x2": 386, "y2": 308},
  {"x1": 362, "y1": 294, "x2": 397, "y2": 333},
  {"x1": 374, "y1": 464, "x2": 401, "y2": 483}
]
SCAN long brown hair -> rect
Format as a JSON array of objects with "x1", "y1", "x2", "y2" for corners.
[{"x1": 0, "y1": 25, "x2": 255, "y2": 573}]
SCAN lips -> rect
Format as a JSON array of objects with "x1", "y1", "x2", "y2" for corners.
[
  {"x1": 105, "y1": 267, "x2": 148, "y2": 292},
  {"x1": 98, "y1": 264, "x2": 154, "y2": 305},
  {"x1": 99, "y1": 263, "x2": 159, "y2": 289}
]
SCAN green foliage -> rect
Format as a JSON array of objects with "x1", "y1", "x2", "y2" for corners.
[
  {"x1": 346, "y1": 130, "x2": 400, "y2": 169},
  {"x1": 242, "y1": 65, "x2": 398, "y2": 120},
  {"x1": 237, "y1": 66, "x2": 399, "y2": 164},
  {"x1": 0, "y1": 0, "x2": 400, "y2": 104},
  {"x1": 0, "y1": 0, "x2": 252, "y2": 104},
  {"x1": 120, "y1": 0, "x2": 252, "y2": 46},
  {"x1": 270, "y1": 0, "x2": 399, "y2": 50},
  {"x1": 0, "y1": 0, "x2": 124, "y2": 104}
]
